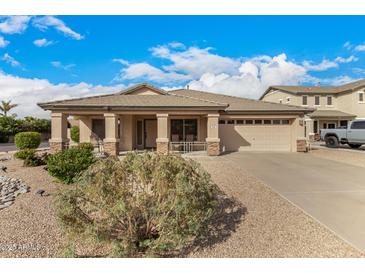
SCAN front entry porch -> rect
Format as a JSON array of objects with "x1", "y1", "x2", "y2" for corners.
[{"x1": 49, "y1": 112, "x2": 221, "y2": 156}]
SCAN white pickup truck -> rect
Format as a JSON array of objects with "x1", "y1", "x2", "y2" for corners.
[{"x1": 320, "y1": 119, "x2": 365, "y2": 148}]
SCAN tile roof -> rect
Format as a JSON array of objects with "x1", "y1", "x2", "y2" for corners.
[
  {"x1": 308, "y1": 109, "x2": 356, "y2": 118},
  {"x1": 261, "y1": 79, "x2": 365, "y2": 99},
  {"x1": 169, "y1": 89, "x2": 312, "y2": 113},
  {"x1": 38, "y1": 83, "x2": 312, "y2": 113}
]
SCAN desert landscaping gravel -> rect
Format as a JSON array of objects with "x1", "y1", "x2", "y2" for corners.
[
  {"x1": 310, "y1": 147, "x2": 365, "y2": 168},
  {"x1": 0, "y1": 151, "x2": 363, "y2": 257},
  {"x1": 0, "y1": 155, "x2": 67, "y2": 258}
]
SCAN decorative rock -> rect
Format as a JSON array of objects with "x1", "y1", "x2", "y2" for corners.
[
  {"x1": 35, "y1": 189, "x2": 45, "y2": 196},
  {"x1": 0, "y1": 156, "x2": 11, "y2": 162},
  {"x1": 1, "y1": 166, "x2": 7, "y2": 172},
  {"x1": 0, "y1": 176, "x2": 29, "y2": 211}
]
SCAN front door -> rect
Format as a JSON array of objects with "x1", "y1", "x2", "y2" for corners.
[{"x1": 144, "y1": 119, "x2": 157, "y2": 148}]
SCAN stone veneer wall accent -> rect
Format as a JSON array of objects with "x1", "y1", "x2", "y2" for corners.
[
  {"x1": 49, "y1": 141, "x2": 66, "y2": 153},
  {"x1": 207, "y1": 142, "x2": 220, "y2": 156},
  {"x1": 157, "y1": 141, "x2": 169, "y2": 155},
  {"x1": 104, "y1": 141, "x2": 119, "y2": 156},
  {"x1": 296, "y1": 138, "x2": 307, "y2": 152}
]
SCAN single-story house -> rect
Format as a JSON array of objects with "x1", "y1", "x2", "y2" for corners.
[{"x1": 38, "y1": 83, "x2": 312, "y2": 156}]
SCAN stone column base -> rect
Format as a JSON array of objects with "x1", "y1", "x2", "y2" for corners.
[
  {"x1": 207, "y1": 142, "x2": 220, "y2": 156},
  {"x1": 297, "y1": 138, "x2": 308, "y2": 152},
  {"x1": 104, "y1": 141, "x2": 119, "y2": 156},
  {"x1": 50, "y1": 141, "x2": 66, "y2": 153},
  {"x1": 157, "y1": 141, "x2": 169, "y2": 155}
]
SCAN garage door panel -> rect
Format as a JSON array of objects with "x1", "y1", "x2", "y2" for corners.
[{"x1": 220, "y1": 124, "x2": 291, "y2": 152}]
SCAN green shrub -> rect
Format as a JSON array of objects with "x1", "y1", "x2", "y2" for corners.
[
  {"x1": 14, "y1": 148, "x2": 36, "y2": 160},
  {"x1": 47, "y1": 147, "x2": 95, "y2": 184},
  {"x1": 14, "y1": 132, "x2": 41, "y2": 149},
  {"x1": 56, "y1": 153, "x2": 218, "y2": 257},
  {"x1": 70, "y1": 126, "x2": 80, "y2": 143},
  {"x1": 78, "y1": 142, "x2": 94, "y2": 151}
]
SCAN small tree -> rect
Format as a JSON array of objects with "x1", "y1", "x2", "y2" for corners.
[{"x1": 0, "y1": 100, "x2": 18, "y2": 117}]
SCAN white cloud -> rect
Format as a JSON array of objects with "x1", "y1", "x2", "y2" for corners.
[
  {"x1": 188, "y1": 53, "x2": 310, "y2": 98},
  {"x1": 0, "y1": 36, "x2": 9, "y2": 48},
  {"x1": 112, "y1": 58, "x2": 129, "y2": 65},
  {"x1": 114, "y1": 42, "x2": 358, "y2": 99},
  {"x1": 0, "y1": 16, "x2": 31, "y2": 34},
  {"x1": 117, "y1": 62, "x2": 191, "y2": 83},
  {"x1": 355, "y1": 43, "x2": 365, "y2": 52},
  {"x1": 321, "y1": 75, "x2": 356, "y2": 86},
  {"x1": 150, "y1": 44, "x2": 240, "y2": 78},
  {"x1": 32, "y1": 16, "x2": 84, "y2": 40},
  {"x1": 334, "y1": 55, "x2": 358, "y2": 63},
  {"x1": 33, "y1": 38, "x2": 54, "y2": 47},
  {"x1": 51, "y1": 61, "x2": 76, "y2": 71},
  {"x1": 2, "y1": 53, "x2": 21, "y2": 67},
  {"x1": 302, "y1": 59, "x2": 338, "y2": 71},
  {"x1": 0, "y1": 71, "x2": 124, "y2": 118},
  {"x1": 343, "y1": 41, "x2": 352, "y2": 50}
]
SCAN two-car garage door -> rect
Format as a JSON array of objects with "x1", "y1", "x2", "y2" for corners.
[{"x1": 219, "y1": 119, "x2": 292, "y2": 152}]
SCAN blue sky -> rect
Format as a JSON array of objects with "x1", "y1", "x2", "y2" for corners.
[{"x1": 1, "y1": 16, "x2": 365, "y2": 117}]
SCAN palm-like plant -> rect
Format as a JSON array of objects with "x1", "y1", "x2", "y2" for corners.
[{"x1": 0, "y1": 100, "x2": 18, "y2": 116}]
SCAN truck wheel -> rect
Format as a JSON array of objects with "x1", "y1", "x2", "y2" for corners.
[
  {"x1": 349, "y1": 144, "x2": 362, "y2": 149},
  {"x1": 325, "y1": 136, "x2": 339, "y2": 148}
]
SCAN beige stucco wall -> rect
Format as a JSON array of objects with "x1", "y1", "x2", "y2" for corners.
[
  {"x1": 128, "y1": 87, "x2": 161, "y2": 95},
  {"x1": 337, "y1": 90, "x2": 365, "y2": 118},
  {"x1": 263, "y1": 89, "x2": 339, "y2": 110},
  {"x1": 263, "y1": 90, "x2": 301, "y2": 105},
  {"x1": 78, "y1": 116, "x2": 92, "y2": 143}
]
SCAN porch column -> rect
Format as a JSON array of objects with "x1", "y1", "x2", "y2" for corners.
[
  {"x1": 50, "y1": 112, "x2": 68, "y2": 153},
  {"x1": 206, "y1": 113, "x2": 220, "y2": 156},
  {"x1": 79, "y1": 116, "x2": 92, "y2": 143},
  {"x1": 103, "y1": 113, "x2": 120, "y2": 156},
  {"x1": 156, "y1": 113, "x2": 169, "y2": 155},
  {"x1": 305, "y1": 118, "x2": 315, "y2": 142}
]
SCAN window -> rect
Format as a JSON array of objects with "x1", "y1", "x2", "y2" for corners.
[
  {"x1": 359, "y1": 92, "x2": 364, "y2": 103},
  {"x1": 282, "y1": 120, "x2": 290, "y2": 125},
  {"x1": 245, "y1": 120, "x2": 253, "y2": 124},
  {"x1": 340, "y1": 120, "x2": 348, "y2": 128},
  {"x1": 327, "y1": 96, "x2": 333, "y2": 106},
  {"x1": 286, "y1": 97, "x2": 291, "y2": 103},
  {"x1": 219, "y1": 120, "x2": 226, "y2": 124},
  {"x1": 236, "y1": 120, "x2": 244, "y2": 124},
  {"x1": 351, "y1": 121, "x2": 365, "y2": 129},
  {"x1": 171, "y1": 119, "x2": 197, "y2": 142},
  {"x1": 279, "y1": 99, "x2": 283, "y2": 104},
  {"x1": 315, "y1": 95, "x2": 320, "y2": 106},
  {"x1": 264, "y1": 120, "x2": 272, "y2": 125},
  {"x1": 227, "y1": 120, "x2": 234, "y2": 124},
  {"x1": 273, "y1": 120, "x2": 281, "y2": 125},
  {"x1": 254, "y1": 120, "x2": 262, "y2": 124},
  {"x1": 302, "y1": 95, "x2": 308, "y2": 105}
]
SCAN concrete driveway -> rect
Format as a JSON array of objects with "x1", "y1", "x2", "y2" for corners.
[{"x1": 223, "y1": 152, "x2": 365, "y2": 252}]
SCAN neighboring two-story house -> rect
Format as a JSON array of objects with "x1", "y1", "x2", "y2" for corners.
[{"x1": 260, "y1": 79, "x2": 365, "y2": 139}]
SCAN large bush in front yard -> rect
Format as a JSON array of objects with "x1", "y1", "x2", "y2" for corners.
[
  {"x1": 14, "y1": 132, "x2": 41, "y2": 149},
  {"x1": 47, "y1": 147, "x2": 95, "y2": 184},
  {"x1": 56, "y1": 153, "x2": 218, "y2": 257}
]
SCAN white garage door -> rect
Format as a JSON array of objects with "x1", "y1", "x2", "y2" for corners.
[{"x1": 219, "y1": 120, "x2": 292, "y2": 152}]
